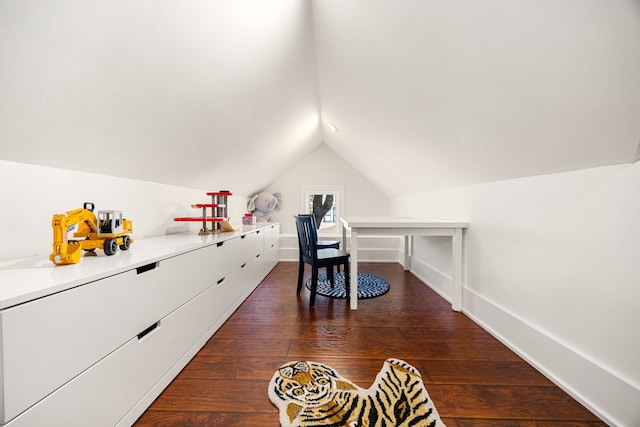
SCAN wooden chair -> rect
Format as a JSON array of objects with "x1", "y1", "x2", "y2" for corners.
[
  {"x1": 296, "y1": 214, "x2": 341, "y2": 291},
  {"x1": 294, "y1": 215, "x2": 350, "y2": 306}
]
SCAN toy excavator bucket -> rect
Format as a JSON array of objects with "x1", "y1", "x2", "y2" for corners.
[{"x1": 50, "y1": 242, "x2": 82, "y2": 266}]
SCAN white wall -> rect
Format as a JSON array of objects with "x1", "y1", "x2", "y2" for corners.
[
  {"x1": 0, "y1": 160, "x2": 248, "y2": 262},
  {"x1": 263, "y1": 143, "x2": 390, "y2": 235},
  {"x1": 394, "y1": 163, "x2": 640, "y2": 426},
  {"x1": 262, "y1": 143, "x2": 398, "y2": 261}
]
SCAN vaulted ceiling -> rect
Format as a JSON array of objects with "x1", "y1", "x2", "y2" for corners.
[{"x1": 1, "y1": 0, "x2": 639, "y2": 197}]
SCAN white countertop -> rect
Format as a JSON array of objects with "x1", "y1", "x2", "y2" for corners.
[{"x1": 0, "y1": 223, "x2": 276, "y2": 310}]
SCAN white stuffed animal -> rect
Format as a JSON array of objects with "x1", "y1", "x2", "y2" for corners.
[{"x1": 247, "y1": 192, "x2": 282, "y2": 222}]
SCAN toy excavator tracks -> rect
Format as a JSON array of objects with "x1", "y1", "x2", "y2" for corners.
[{"x1": 173, "y1": 191, "x2": 235, "y2": 235}]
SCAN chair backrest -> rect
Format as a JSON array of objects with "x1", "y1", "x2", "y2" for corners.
[
  {"x1": 294, "y1": 215, "x2": 318, "y2": 263},
  {"x1": 298, "y1": 213, "x2": 319, "y2": 229}
]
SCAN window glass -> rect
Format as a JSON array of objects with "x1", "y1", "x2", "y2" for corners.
[
  {"x1": 306, "y1": 193, "x2": 337, "y2": 232},
  {"x1": 301, "y1": 186, "x2": 344, "y2": 235}
]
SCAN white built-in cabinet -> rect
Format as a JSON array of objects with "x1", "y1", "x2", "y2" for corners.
[{"x1": 0, "y1": 223, "x2": 279, "y2": 427}]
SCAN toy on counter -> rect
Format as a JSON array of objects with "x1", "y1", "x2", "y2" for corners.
[
  {"x1": 242, "y1": 213, "x2": 257, "y2": 225},
  {"x1": 247, "y1": 191, "x2": 282, "y2": 222},
  {"x1": 173, "y1": 191, "x2": 235, "y2": 235},
  {"x1": 50, "y1": 202, "x2": 134, "y2": 266}
]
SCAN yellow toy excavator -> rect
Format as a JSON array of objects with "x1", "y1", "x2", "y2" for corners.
[{"x1": 50, "y1": 202, "x2": 133, "y2": 266}]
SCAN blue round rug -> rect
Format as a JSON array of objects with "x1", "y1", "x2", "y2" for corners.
[{"x1": 305, "y1": 272, "x2": 390, "y2": 299}]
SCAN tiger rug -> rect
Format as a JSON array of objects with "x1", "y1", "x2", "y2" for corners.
[{"x1": 268, "y1": 358, "x2": 446, "y2": 427}]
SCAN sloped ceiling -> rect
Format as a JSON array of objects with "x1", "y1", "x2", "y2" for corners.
[
  {"x1": 0, "y1": 0, "x2": 322, "y2": 196},
  {"x1": 1, "y1": 0, "x2": 639, "y2": 198},
  {"x1": 313, "y1": 0, "x2": 640, "y2": 196}
]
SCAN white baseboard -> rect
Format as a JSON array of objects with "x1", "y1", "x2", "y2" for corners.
[
  {"x1": 279, "y1": 234, "x2": 400, "y2": 263},
  {"x1": 410, "y1": 258, "x2": 637, "y2": 427},
  {"x1": 409, "y1": 256, "x2": 453, "y2": 304},
  {"x1": 279, "y1": 248, "x2": 398, "y2": 263}
]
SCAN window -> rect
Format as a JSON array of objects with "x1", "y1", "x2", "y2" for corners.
[{"x1": 300, "y1": 185, "x2": 344, "y2": 235}]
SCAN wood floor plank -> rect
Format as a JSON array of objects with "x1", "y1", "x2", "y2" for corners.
[
  {"x1": 287, "y1": 335, "x2": 523, "y2": 361},
  {"x1": 428, "y1": 384, "x2": 600, "y2": 420},
  {"x1": 176, "y1": 355, "x2": 292, "y2": 381},
  {"x1": 414, "y1": 359, "x2": 555, "y2": 386},
  {"x1": 134, "y1": 411, "x2": 278, "y2": 427},
  {"x1": 133, "y1": 262, "x2": 605, "y2": 426},
  {"x1": 147, "y1": 378, "x2": 274, "y2": 413},
  {"x1": 199, "y1": 337, "x2": 291, "y2": 356},
  {"x1": 454, "y1": 420, "x2": 606, "y2": 427}
]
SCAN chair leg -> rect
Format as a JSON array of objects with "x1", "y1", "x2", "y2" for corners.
[
  {"x1": 327, "y1": 267, "x2": 335, "y2": 288},
  {"x1": 325, "y1": 266, "x2": 334, "y2": 283},
  {"x1": 297, "y1": 256, "x2": 305, "y2": 295},
  {"x1": 310, "y1": 267, "x2": 318, "y2": 307}
]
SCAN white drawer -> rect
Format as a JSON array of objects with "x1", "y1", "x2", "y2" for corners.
[
  {"x1": 265, "y1": 240, "x2": 280, "y2": 269},
  {"x1": 0, "y1": 243, "x2": 226, "y2": 423},
  {"x1": 217, "y1": 262, "x2": 253, "y2": 309},
  {"x1": 238, "y1": 232, "x2": 257, "y2": 263},
  {"x1": 244, "y1": 255, "x2": 266, "y2": 295},
  {"x1": 211, "y1": 236, "x2": 242, "y2": 273},
  {"x1": 264, "y1": 223, "x2": 280, "y2": 248},
  {"x1": 6, "y1": 274, "x2": 227, "y2": 427},
  {"x1": 215, "y1": 257, "x2": 264, "y2": 313},
  {"x1": 252, "y1": 228, "x2": 265, "y2": 257}
]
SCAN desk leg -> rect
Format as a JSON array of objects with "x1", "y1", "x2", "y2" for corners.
[
  {"x1": 452, "y1": 228, "x2": 463, "y2": 311},
  {"x1": 350, "y1": 228, "x2": 359, "y2": 310},
  {"x1": 403, "y1": 235, "x2": 411, "y2": 271},
  {"x1": 342, "y1": 225, "x2": 347, "y2": 251}
]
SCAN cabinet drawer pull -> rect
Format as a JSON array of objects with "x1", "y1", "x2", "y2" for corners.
[
  {"x1": 137, "y1": 321, "x2": 160, "y2": 340},
  {"x1": 217, "y1": 277, "x2": 225, "y2": 285},
  {"x1": 241, "y1": 263, "x2": 247, "y2": 269},
  {"x1": 136, "y1": 262, "x2": 158, "y2": 274},
  {"x1": 217, "y1": 242, "x2": 224, "y2": 247},
  {"x1": 241, "y1": 235, "x2": 246, "y2": 239}
]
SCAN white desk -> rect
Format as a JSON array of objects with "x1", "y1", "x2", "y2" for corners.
[{"x1": 340, "y1": 217, "x2": 468, "y2": 310}]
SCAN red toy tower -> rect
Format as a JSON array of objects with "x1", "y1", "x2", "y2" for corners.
[{"x1": 173, "y1": 191, "x2": 234, "y2": 235}]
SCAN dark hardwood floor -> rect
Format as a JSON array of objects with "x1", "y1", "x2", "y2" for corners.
[{"x1": 134, "y1": 262, "x2": 606, "y2": 426}]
